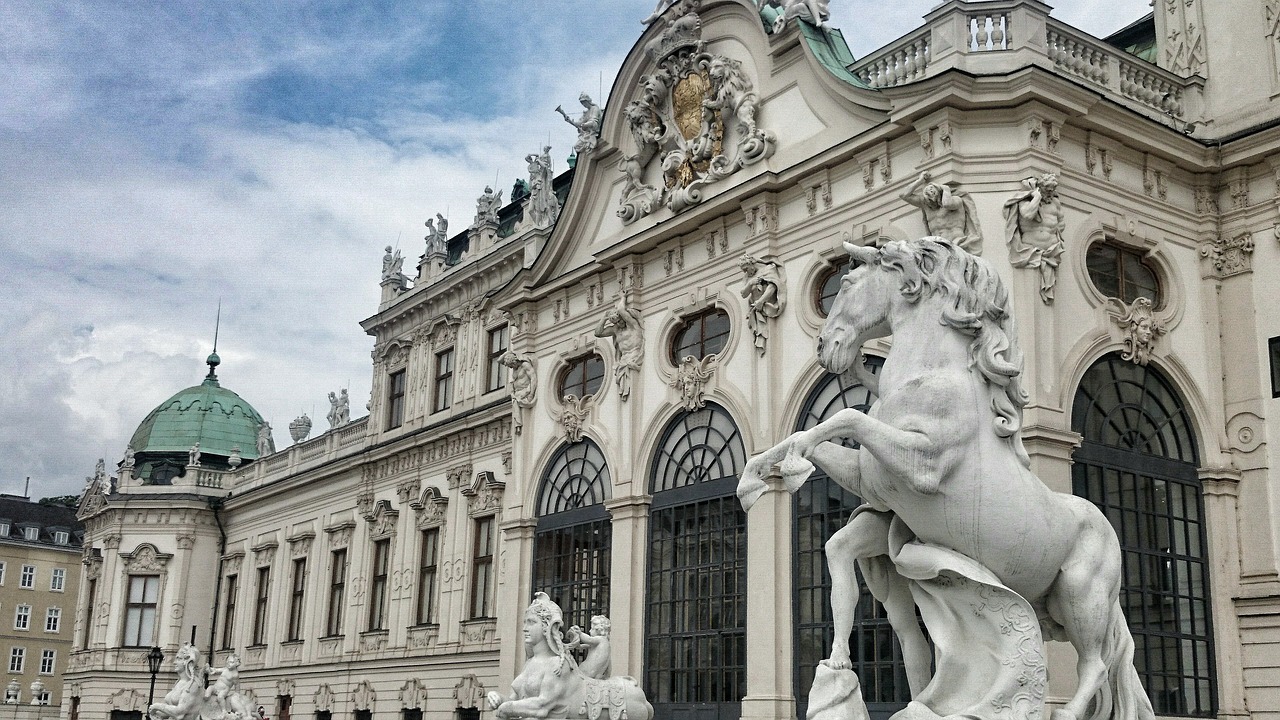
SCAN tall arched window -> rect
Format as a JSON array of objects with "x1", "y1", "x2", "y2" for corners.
[
  {"x1": 646, "y1": 403, "x2": 747, "y2": 720},
  {"x1": 792, "y1": 362, "x2": 911, "y2": 720},
  {"x1": 1071, "y1": 355, "x2": 1214, "y2": 717},
  {"x1": 533, "y1": 439, "x2": 612, "y2": 633}
]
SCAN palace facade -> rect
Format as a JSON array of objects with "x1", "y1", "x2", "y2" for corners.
[{"x1": 66, "y1": 2, "x2": 1280, "y2": 720}]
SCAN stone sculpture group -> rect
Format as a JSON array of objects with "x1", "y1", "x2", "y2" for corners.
[
  {"x1": 738, "y1": 236, "x2": 1154, "y2": 720},
  {"x1": 148, "y1": 646, "x2": 254, "y2": 720}
]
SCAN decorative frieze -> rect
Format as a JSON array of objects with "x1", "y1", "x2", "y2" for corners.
[
  {"x1": 358, "y1": 420, "x2": 510, "y2": 484},
  {"x1": 367, "y1": 500, "x2": 398, "y2": 539},
  {"x1": 704, "y1": 228, "x2": 729, "y2": 259},
  {"x1": 1229, "y1": 168, "x2": 1250, "y2": 209},
  {"x1": 407, "y1": 625, "x2": 440, "y2": 651},
  {"x1": 359, "y1": 630, "x2": 389, "y2": 654},
  {"x1": 663, "y1": 244, "x2": 685, "y2": 276},
  {"x1": 288, "y1": 534, "x2": 314, "y2": 559},
  {"x1": 1200, "y1": 233, "x2": 1255, "y2": 276},
  {"x1": 743, "y1": 198, "x2": 778, "y2": 237},
  {"x1": 121, "y1": 543, "x2": 172, "y2": 572},
  {"x1": 251, "y1": 541, "x2": 277, "y2": 567},
  {"x1": 1142, "y1": 154, "x2": 1168, "y2": 201},
  {"x1": 412, "y1": 487, "x2": 449, "y2": 529},
  {"x1": 325, "y1": 522, "x2": 354, "y2": 549}
]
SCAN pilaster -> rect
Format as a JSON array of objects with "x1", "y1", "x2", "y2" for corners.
[
  {"x1": 605, "y1": 495, "x2": 652, "y2": 677},
  {"x1": 496, "y1": 517, "x2": 537, "y2": 697},
  {"x1": 740, "y1": 478, "x2": 795, "y2": 720},
  {"x1": 1200, "y1": 468, "x2": 1250, "y2": 720}
]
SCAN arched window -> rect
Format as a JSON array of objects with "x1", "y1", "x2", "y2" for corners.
[
  {"x1": 1085, "y1": 241, "x2": 1162, "y2": 306},
  {"x1": 559, "y1": 354, "x2": 606, "y2": 399},
  {"x1": 792, "y1": 361, "x2": 912, "y2": 720},
  {"x1": 1071, "y1": 355, "x2": 1213, "y2": 717},
  {"x1": 815, "y1": 259, "x2": 853, "y2": 317},
  {"x1": 646, "y1": 403, "x2": 746, "y2": 720},
  {"x1": 533, "y1": 440, "x2": 612, "y2": 633},
  {"x1": 670, "y1": 308, "x2": 731, "y2": 363}
]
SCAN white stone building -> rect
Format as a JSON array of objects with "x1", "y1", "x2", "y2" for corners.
[{"x1": 66, "y1": 2, "x2": 1280, "y2": 720}]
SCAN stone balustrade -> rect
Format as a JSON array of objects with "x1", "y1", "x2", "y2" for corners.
[
  {"x1": 847, "y1": 0, "x2": 1200, "y2": 122},
  {"x1": 230, "y1": 416, "x2": 372, "y2": 488}
]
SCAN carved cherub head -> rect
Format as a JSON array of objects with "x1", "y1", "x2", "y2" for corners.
[{"x1": 589, "y1": 615, "x2": 611, "y2": 637}]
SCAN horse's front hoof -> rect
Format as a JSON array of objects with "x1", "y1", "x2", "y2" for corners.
[{"x1": 819, "y1": 657, "x2": 853, "y2": 671}]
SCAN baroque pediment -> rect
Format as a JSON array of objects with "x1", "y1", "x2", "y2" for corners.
[{"x1": 617, "y1": 0, "x2": 775, "y2": 224}]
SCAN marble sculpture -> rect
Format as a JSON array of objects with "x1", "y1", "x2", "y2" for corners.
[{"x1": 738, "y1": 236, "x2": 1154, "y2": 720}]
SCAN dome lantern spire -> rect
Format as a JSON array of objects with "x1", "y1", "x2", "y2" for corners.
[{"x1": 203, "y1": 300, "x2": 222, "y2": 386}]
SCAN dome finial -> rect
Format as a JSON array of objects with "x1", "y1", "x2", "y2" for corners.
[{"x1": 204, "y1": 300, "x2": 222, "y2": 386}]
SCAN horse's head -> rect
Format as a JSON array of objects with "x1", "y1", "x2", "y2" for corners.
[{"x1": 817, "y1": 241, "x2": 892, "y2": 374}]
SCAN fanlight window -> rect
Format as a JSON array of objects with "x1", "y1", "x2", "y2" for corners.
[
  {"x1": 1086, "y1": 242, "x2": 1161, "y2": 306},
  {"x1": 533, "y1": 440, "x2": 612, "y2": 634},
  {"x1": 1071, "y1": 355, "x2": 1213, "y2": 716},
  {"x1": 792, "y1": 361, "x2": 913, "y2": 719},
  {"x1": 816, "y1": 258, "x2": 853, "y2": 317},
  {"x1": 646, "y1": 403, "x2": 747, "y2": 720},
  {"x1": 559, "y1": 354, "x2": 605, "y2": 399},
  {"x1": 669, "y1": 308, "x2": 731, "y2": 363}
]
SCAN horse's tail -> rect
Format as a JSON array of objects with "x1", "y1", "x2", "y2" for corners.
[{"x1": 1094, "y1": 600, "x2": 1155, "y2": 720}]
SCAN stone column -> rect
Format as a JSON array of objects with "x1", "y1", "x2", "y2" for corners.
[
  {"x1": 496, "y1": 517, "x2": 537, "y2": 695},
  {"x1": 604, "y1": 495, "x2": 651, "y2": 677},
  {"x1": 1201, "y1": 469, "x2": 1250, "y2": 720},
  {"x1": 741, "y1": 478, "x2": 794, "y2": 720}
]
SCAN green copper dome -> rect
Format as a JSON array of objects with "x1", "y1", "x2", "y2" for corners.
[{"x1": 128, "y1": 358, "x2": 270, "y2": 469}]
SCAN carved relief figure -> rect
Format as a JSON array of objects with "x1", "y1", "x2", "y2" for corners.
[
  {"x1": 740, "y1": 237, "x2": 1154, "y2": 720},
  {"x1": 671, "y1": 354, "x2": 716, "y2": 411},
  {"x1": 900, "y1": 172, "x2": 983, "y2": 253},
  {"x1": 1002, "y1": 174, "x2": 1067, "y2": 304},
  {"x1": 1112, "y1": 296, "x2": 1165, "y2": 366},
  {"x1": 474, "y1": 186, "x2": 503, "y2": 227},
  {"x1": 502, "y1": 352, "x2": 537, "y2": 435},
  {"x1": 593, "y1": 294, "x2": 644, "y2": 400},
  {"x1": 739, "y1": 254, "x2": 785, "y2": 354},
  {"x1": 567, "y1": 616, "x2": 612, "y2": 680},
  {"x1": 556, "y1": 93, "x2": 604, "y2": 156},
  {"x1": 485, "y1": 593, "x2": 652, "y2": 720}
]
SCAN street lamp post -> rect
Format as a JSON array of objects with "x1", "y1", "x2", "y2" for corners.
[{"x1": 146, "y1": 646, "x2": 165, "y2": 711}]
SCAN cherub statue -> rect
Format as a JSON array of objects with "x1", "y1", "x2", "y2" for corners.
[
  {"x1": 204, "y1": 654, "x2": 254, "y2": 720},
  {"x1": 567, "y1": 615, "x2": 612, "y2": 680},
  {"x1": 486, "y1": 594, "x2": 651, "y2": 720},
  {"x1": 739, "y1": 254, "x2": 786, "y2": 354},
  {"x1": 900, "y1": 172, "x2": 983, "y2": 253},
  {"x1": 1003, "y1": 173, "x2": 1066, "y2": 304},
  {"x1": 556, "y1": 93, "x2": 604, "y2": 156},
  {"x1": 593, "y1": 294, "x2": 644, "y2": 400}
]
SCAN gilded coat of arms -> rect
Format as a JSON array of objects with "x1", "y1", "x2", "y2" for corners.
[{"x1": 618, "y1": 0, "x2": 776, "y2": 223}]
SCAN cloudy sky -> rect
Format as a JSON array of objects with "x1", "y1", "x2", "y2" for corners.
[{"x1": 0, "y1": 0, "x2": 1150, "y2": 500}]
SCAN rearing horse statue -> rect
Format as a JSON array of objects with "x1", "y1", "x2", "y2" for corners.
[{"x1": 738, "y1": 237, "x2": 1153, "y2": 720}]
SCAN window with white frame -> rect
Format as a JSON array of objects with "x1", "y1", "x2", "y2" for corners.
[
  {"x1": 23, "y1": 527, "x2": 38, "y2": 541},
  {"x1": 45, "y1": 608, "x2": 60, "y2": 632},
  {"x1": 15, "y1": 604, "x2": 31, "y2": 630},
  {"x1": 54, "y1": 531, "x2": 69, "y2": 545},
  {"x1": 39, "y1": 649, "x2": 55, "y2": 675},
  {"x1": 123, "y1": 575, "x2": 160, "y2": 646},
  {"x1": 0, "y1": 561, "x2": 6, "y2": 585},
  {"x1": 36, "y1": 690, "x2": 50, "y2": 705},
  {"x1": 8, "y1": 647, "x2": 24, "y2": 673},
  {"x1": 50, "y1": 568, "x2": 65, "y2": 592},
  {"x1": 20, "y1": 564, "x2": 35, "y2": 588},
  {"x1": 0, "y1": 522, "x2": 9, "y2": 537}
]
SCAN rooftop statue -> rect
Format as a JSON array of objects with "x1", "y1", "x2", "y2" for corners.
[
  {"x1": 738, "y1": 237, "x2": 1155, "y2": 720},
  {"x1": 900, "y1": 172, "x2": 983, "y2": 254},
  {"x1": 556, "y1": 93, "x2": 604, "y2": 156},
  {"x1": 474, "y1": 186, "x2": 503, "y2": 227},
  {"x1": 382, "y1": 246, "x2": 408, "y2": 290},
  {"x1": 765, "y1": 0, "x2": 831, "y2": 34},
  {"x1": 255, "y1": 421, "x2": 274, "y2": 457},
  {"x1": 526, "y1": 146, "x2": 559, "y2": 229},
  {"x1": 486, "y1": 592, "x2": 652, "y2": 720},
  {"x1": 327, "y1": 389, "x2": 350, "y2": 429}
]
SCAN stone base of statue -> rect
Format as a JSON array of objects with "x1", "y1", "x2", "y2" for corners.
[{"x1": 807, "y1": 665, "x2": 869, "y2": 720}]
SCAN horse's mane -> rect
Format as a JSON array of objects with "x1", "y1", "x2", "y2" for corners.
[{"x1": 879, "y1": 237, "x2": 1031, "y2": 467}]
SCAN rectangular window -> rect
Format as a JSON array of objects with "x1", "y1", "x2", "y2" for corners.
[
  {"x1": 368, "y1": 539, "x2": 390, "y2": 631},
  {"x1": 287, "y1": 558, "x2": 307, "y2": 641},
  {"x1": 8, "y1": 647, "x2": 24, "y2": 673},
  {"x1": 486, "y1": 325, "x2": 509, "y2": 392},
  {"x1": 251, "y1": 566, "x2": 270, "y2": 645},
  {"x1": 354, "y1": 711, "x2": 371, "y2": 720},
  {"x1": 221, "y1": 575, "x2": 238, "y2": 650},
  {"x1": 50, "y1": 568, "x2": 66, "y2": 592},
  {"x1": 416, "y1": 529, "x2": 440, "y2": 625},
  {"x1": 82, "y1": 578, "x2": 97, "y2": 647},
  {"x1": 277, "y1": 695, "x2": 292, "y2": 720},
  {"x1": 123, "y1": 575, "x2": 159, "y2": 646},
  {"x1": 39, "y1": 649, "x2": 55, "y2": 675},
  {"x1": 54, "y1": 531, "x2": 69, "y2": 545},
  {"x1": 315, "y1": 712, "x2": 332, "y2": 720},
  {"x1": 434, "y1": 348, "x2": 455, "y2": 412},
  {"x1": 402, "y1": 710, "x2": 423, "y2": 720},
  {"x1": 1270, "y1": 336, "x2": 1280, "y2": 399},
  {"x1": 387, "y1": 370, "x2": 407, "y2": 429},
  {"x1": 20, "y1": 564, "x2": 35, "y2": 588},
  {"x1": 0, "y1": 561, "x2": 6, "y2": 584},
  {"x1": 23, "y1": 527, "x2": 38, "y2": 541},
  {"x1": 470, "y1": 516, "x2": 496, "y2": 619},
  {"x1": 45, "y1": 607, "x2": 60, "y2": 632},
  {"x1": 15, "y1": 604, "x2": 31, "y2": 630},
  {"x1": 326, "y1": 549, "x2": 347, "y2": 636}
]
